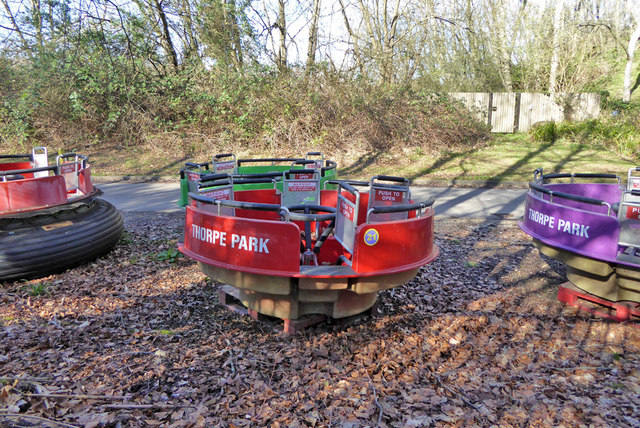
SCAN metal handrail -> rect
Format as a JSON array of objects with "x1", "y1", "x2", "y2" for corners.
[
  {"x1": 365, "y1": 199, "x2": 435, "y2": 223},
  {"x1": 529, "y1": 182, "x2": 612, "y2": 216}
]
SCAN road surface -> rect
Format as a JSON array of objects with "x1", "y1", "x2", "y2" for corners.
[{"x1": 97, "y1": 181, "x2": 527, "y2": 219}]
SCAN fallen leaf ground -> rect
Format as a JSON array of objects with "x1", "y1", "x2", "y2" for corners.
[{"x1": 1, "y1": 214, "x2": 639, "y2": 427}]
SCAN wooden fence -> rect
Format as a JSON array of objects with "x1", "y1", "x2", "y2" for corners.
[{"x1": 449, "y1": 92, "x2": 601, "y2": 133}]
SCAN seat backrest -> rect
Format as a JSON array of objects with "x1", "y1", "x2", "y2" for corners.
[
  {"x1": 32, "y1": 147, "x2": 48, "y2": 178},
  {"x1": 305, "y1": 152, "x2": 324, "y2": 171},
  {"x1": 57, "y1": 153, "x2": 81, "y2": 194},
  {"x1": 281, "y1": 169, "x2": 320, "y2": 206},
  {"x1": 618, "y1": 190, "x2": 640, "y2": 248},
  {"x1": 197, "y1": 175, "x2": 235, "y2": 216},
  {"x1": 212, "y1": 153, "x2": 237, "y2": 174},
  {"x1": 183, "y1": 162, "x2": 209, "y2": 194},
  {"x1": 367, "y1": 175, "x2": 410, "y2": 223},
  {"x1": 334, "y1": 182, "x2": 360, "y2": 255}
]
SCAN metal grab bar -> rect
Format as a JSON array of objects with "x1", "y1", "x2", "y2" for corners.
[
  {"x1": 188, "y1": 193, "x2": 339, "y2": 224},
  {"x1": 237, "y1": 157, "x2": 304, "y2": 166},
  {"x1": 57, "y1": 153, "x2": 88, "y2": 170},
  {"x1": 365, "y1": 199, "x2": 435, "y2": 223},
  {"x1": 0, "y1": 154, "x2": 32, "y2": 160},
  {"x1": 0, "y1": 165, "x2": 58, "y2": 177},
  {"x1": 529, "y1": 182, "x2": 613, "y2": 216},
  {"x1": 323, "y1": 179, "x2": 368, "y2": 189},
  {"x1": 535, "y1": 171, "x2": 621, "y2": 186}
]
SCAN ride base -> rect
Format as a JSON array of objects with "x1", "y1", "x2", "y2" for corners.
[
  {"x1": 218, "y1": 284, "x2": 377, "y2": 334},
  {"x1": 558, "y1": 281, "x2": 640, "y2": 324}
]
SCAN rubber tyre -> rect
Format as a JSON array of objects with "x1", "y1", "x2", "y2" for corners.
[{"x1": 0, "y1": 198, "x2": 123, "y2": 281}]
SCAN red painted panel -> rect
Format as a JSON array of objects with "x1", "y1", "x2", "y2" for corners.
[
  {"x1": 234, "y1": 189, "x2": 281, "y2": 220},
  {"x1": 78, "y1": 167, "x2": 93, "y2": 194},
  {"x1": 183, "y1": 206, "x2": 301, "y2": 276},
  {"x1": 0, "y1": 161, "x2": 34, "y2": 178},
  {"x1": 352, "y1": 211, "x2": 437, "y2": 273},
  {"x1": 0, "y1": 175, "x2": 67, "y2": 214}
]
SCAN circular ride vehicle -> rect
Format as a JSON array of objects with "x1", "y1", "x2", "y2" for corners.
[
  {"x1": 178, "y1": 152, "x2": 338, "y2": 206},
  {"x1": 179, "y1": 171, "x2": 439, "y2": 322},
  {"x1": 519, "y1": 168, "x2": 640, "y2": 321},
  {"x1": 0, "y1": 147, "x2": 123, "y2": 281}
]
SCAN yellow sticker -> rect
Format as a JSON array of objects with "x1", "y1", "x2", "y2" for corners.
[{"x1": 364, "y1": 228, "x2": 379, "y2": 246}]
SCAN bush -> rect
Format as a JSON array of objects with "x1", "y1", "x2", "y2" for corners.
[
  {"x1": 530, "y1": 103, "x2": 640, "y2": 158},
  {"x1": 0, "y1": 57, "x2": 491, "y2": 166}
]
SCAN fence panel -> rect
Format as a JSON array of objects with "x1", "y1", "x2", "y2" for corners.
[
  {"x1": 450, "y1": 92, "x2": 601, "y2": 133},
  {"x1": 491, "y1": 93, "x2": 517, "y2": 133},
  {"x1": 450, "y1": 93, "x2": 490, "y2": 124},
  {"x1": 518, "y1": 93, "x2": 564, "y2": 132}
]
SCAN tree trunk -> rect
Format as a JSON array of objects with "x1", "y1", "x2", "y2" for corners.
[
  {"x1": 337, "y1": 0, "x2": 365, "y2": 76},
  {"x1": 548, "y1": 0, "x2": 564, "y2": 93},
  {"x1": 30, "y1": 0, "x2": 43, "y2": 49},
  {"x1": 152, "y1": 0, "x2": 179, "y2": 72},
  {"x1": 306, "y1": 0, "x2": 321, "y2": 69},
  {"x1": 225, "y1": 0, "x2": 244, "y2": 71},
  {"x1": 623, "y1": 20, "x2": 640, "y2": 102},
  {"x1": 276, "y1": 0, "x2": 287, "y2": 72}
]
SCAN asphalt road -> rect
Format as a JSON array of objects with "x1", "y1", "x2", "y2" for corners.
[{"x1": 98, "y1": 182, "x2": 527, "y2": 219}]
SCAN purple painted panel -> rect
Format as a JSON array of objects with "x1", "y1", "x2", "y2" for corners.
[
  {"x1": 520, "y1": 192, "x2": 620, "y2": 262},
  {"x1": 537, "y1": 183, "x2": 621, "y2": 215}
]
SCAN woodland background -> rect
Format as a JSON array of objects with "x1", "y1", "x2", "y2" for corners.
[{"x1": 0, "y1": 0, "x2": 639, "y2": 164}]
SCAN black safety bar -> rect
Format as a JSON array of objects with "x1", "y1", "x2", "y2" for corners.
[
  {"x1": 185, "y1": 161, "x2": 210, "y2": 169},
  {"x1": 339, "y1": 181, "x2": 359, "y2": 195},
  {"x1": 286, "y1": 204, "x2": 336, "y2": 222},
  {"x1": 0, "y1": 165, "x2": 58, "y2": 177},
  {"x1": 375, "y1": 175, "x2": 409, "y2": 183},
  {"x1": 199, "y1": 173, "x2": 231, "y2": 183},
  {"x1": 321, "y1": 160, "x2": 337, "y2": 174},
  {"x1": 369, "y1": 200, "x2": 435, "y2": 214},
  {"x1": 293, "y1": 159, "x2": 316, "y2": 166},
  {"x1": 189, "y1": 193, "x2": 339, "y2": 223},
  {"x1": 189, "y1": 192, "x2": 285, "y2": 213},
  {"x1": 541, "y1": 173, "x2": 619, "y2": 180},
  {"x1": 365, "y1": 199, "x2": 435, "y2": 222},
  {"x1": 200, "y1": 172, "x2": 282, "y2": 182},
  {"x1": 237, "y1": 157, "x2": 304, "y2": 166},
  {"x1": 529, "y1": 182, "x2": 612, "y2": 214},
  {"x1": 213, "y1": 154, "x2": 234, "y2": 160},
  {"x1": 324, "y1": 179, "x2": 369, "y2": 189},
  {"x1": 0, "y1": 154, "x2": 32, "y2": 160},
  {"x1": 58, "y1": 153, "x2": 88, "y2": 169}
]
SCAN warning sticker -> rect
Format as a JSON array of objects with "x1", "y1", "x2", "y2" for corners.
[
  {"x1": 59, "y1": 163, "x2": 76, "y2": 175},
  {"x1": 187, "y1": 172, "x2": 200, "y2": 182},
  {"x1": 216, "y1": 161, "x2": 235, "y2": 171},
  {"x1": 627, "y1": 206, "x2": 640, "y2": 220},
  {"x1": 287, "y1": 182, "x2": 317, "y2": 192},
  {"x1": 339, "y1": 199, "x2": 355, "y2": 221},
  {"x1": 201, "y1": 188, "x2": 231, "y2": 200},
  {"x1": 374, "y1": 189, "x2": 403, "y2": 203}
]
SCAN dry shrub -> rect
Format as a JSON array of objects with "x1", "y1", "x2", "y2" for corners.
[{"x1": 1, "y1": 65, "x2": 490, "y2": 166}]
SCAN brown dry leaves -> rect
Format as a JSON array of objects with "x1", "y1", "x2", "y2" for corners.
[{"x1": 1, "y1": 215, "x2": 639, "y2": 427}]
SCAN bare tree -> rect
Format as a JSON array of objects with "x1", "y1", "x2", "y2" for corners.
[
  {"x1": 548, "y1": 0, "x2": 565, "y2": 93},
  {"x1": 276, "y1": 0, "x2": 287, "y2": 71},
  {"x1": 623, "y1": 9, "x2": 640, "y2": 101},
  {"x1": 134, "y1": 0, "x2": 180, "y2": 72},
  {"x1": 306, "y1": 0, "x2": 321, "y2": 68}
]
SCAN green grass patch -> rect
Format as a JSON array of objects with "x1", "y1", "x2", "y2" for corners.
[
  {"x1": 25, "y1": 281, "x2": 50, "y2": 296},
  {"x1": 339, "y1": 132, "x2": 636, "y2": 183}
]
